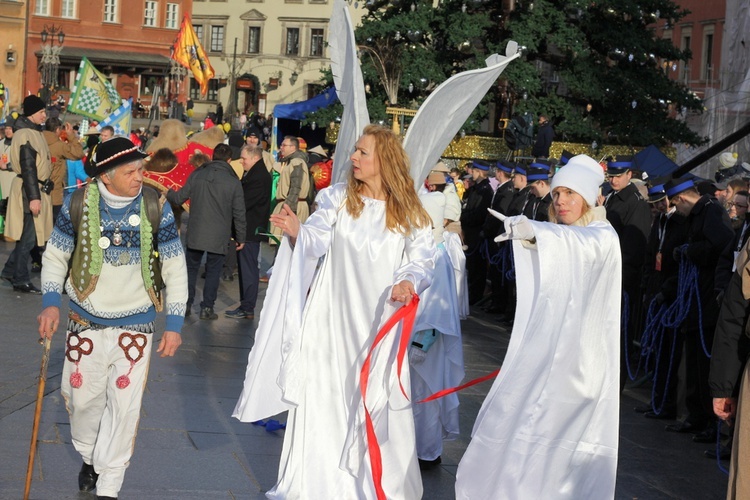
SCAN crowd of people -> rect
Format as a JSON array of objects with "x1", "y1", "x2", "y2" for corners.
[{"x1": 2, "y1": 90, "x2": 746, "y2": 498}]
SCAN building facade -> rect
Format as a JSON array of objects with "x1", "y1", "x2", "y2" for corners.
[
  {"x1": 190, "y1": 0, "x2": 365, "y2": 122},
  {"x1": 0, "y1": 0, "x2": 28, "y2": 113},
  {"x1": 26, "y1": 0, "x2": 193, "y2": 113},
  {"x1": 655, "y1": 1, "x2": 725, "y2": 99}
]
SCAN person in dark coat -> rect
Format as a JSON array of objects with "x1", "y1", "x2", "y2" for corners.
[
  {"x1": 507, "y1": 164, "x2": 532, "y2": 217},
  {"x1": 524, "y1": 160, "x2": 552, "y2": 222},
  {"x1": 601, "y1": 155, "x2": 651, "y2": 389},
  {"x1": 216, "y1": 102, "x2": 224, "y2": 125},
  {"x1": 664, "y1": 177, "x2": 734, "y2": 442},
  {"x1": 460, "y1": 160, "x2": 494, "y2": 305},
  {"x1": 483, "y1": 160, "x2": 516, "y2": 313},
  {"x1": 716, "y1": 190, "x2": 750, "y2": 297},
  {"x1": 225, "y1": 144, "x2": 272, "y2": 320},
  {"x1": 710, "y1": 242, "x2": 750, "y2": 492},
  {"x1": 531, "y1": 114, "x2": 554, "y2": 159},
  {"x1": 636, "y1": 182, "x2": 689, "y2": 419},
  {"x1": 167, "y1": 144, "x2": 246, "y2": 320}
]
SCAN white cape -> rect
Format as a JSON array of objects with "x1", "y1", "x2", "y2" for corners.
[
  {"x1": 234, "y1": 184, "x2": 436, "y2": 499},
  {"x1": 455, "y1": 219, "x2": 622, "y2": 499}
]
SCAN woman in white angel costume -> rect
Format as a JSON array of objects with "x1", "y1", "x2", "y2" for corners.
[
  {"x1": 233, "y1": 124, "x2": 436, "y2": 499},
  {"x1": 456, "y1": 154, "x2": 622, "y2": 499}
]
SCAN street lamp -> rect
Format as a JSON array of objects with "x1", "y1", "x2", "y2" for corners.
[{"x1": 40, "y1": 24, "x2": 65, "y2": 104}]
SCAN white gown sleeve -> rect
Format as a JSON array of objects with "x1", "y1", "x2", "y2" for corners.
[
  {"x1": 393, "y1": 224, "x2": 437, "y2": 295},
  {"x1": 296, "y1": 183, "x2": 346, "y2": 258}
]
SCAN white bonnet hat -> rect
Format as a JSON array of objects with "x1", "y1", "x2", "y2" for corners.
[{"x1": 550, "y1": 154, "x2": 605, "y2": 206}]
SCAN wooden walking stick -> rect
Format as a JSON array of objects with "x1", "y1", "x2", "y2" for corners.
[{"x1": 23, "y1": 337, "x2": 52, "y2": 500}]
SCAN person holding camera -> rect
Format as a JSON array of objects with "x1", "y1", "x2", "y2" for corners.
[{"x1": 1, "y1": 95, "x2": 52, "y2": 293}]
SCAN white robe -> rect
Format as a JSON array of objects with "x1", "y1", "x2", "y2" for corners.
[
  {"x1": 455, "y1": 213, "x2": 621, "y2": 500},
  {"x1": 234, "y1": 183, "x2": 436, "y2": 499},
  {"x1": 411, "y1": 193, "x2": 465, "y2": 461}
]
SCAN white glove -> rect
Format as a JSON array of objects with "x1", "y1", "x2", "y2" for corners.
[{"x1": 488, "y1": 209, "x2": 534, "y2": 243}]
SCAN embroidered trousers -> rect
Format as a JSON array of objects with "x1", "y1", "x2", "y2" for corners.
[{"x1": 61, "y1": 326, "x2": 152, "y2": 498}]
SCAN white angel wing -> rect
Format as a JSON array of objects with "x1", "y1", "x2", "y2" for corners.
[
  {"x1": 329, "y1": 0, "x2": 370, "y2": 185},
  {"x1": 404, "y1": 49, "x2": 520, "y2": 190}
]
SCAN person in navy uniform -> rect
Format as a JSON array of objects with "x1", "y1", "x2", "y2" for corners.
[{"x1": 460, "y1": 160, "x2": 494, "y2": 305}]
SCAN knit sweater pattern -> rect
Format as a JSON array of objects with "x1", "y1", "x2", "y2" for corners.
[{"x1": 41, "y1": 184, "x2": 188, "y2": 333}]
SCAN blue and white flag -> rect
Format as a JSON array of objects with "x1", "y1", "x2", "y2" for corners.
[{"x1": 97, "y1": 98, "x2": 132, "y2": 137}]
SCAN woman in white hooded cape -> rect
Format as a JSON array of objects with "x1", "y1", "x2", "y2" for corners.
[
  {"x1": 456, "y1": 154, "x2": 621, "y2": 499},
  {"x1": 234, "y1": 125, "x2": 436, "y2": 499}
]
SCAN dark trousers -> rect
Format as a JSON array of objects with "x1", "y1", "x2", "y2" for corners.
[
  {"x1": 650, "y1": 328, "x2": 682, "y2": 415},
  {"x1": 237, "y1": 241, "x2": 261, "y2": 312},
  {"x1": 185, "y1": 248, "x2": 226, "y2": 309},
  {"x1": 2, "y1": 211, "x2": 36, "y2": 285},
  {"x1": 223, "y1": 238, "x2": 237, "y2": 278},
  {"x1": 465, "y1": 242, "x2": 488, "y2": 305},
  {"x1": 683, "y1": 324, "x2": 715, "y2": 428}
]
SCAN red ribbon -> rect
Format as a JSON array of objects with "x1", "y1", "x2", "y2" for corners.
[
  {"x1": 359, "y1": 294, "x2": 419, "y2": 500},
  {"x1": 418, "y1": 368, "x2": 500, "y2": 403}
]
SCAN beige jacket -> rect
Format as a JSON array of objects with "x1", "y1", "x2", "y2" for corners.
[{"x1": 6, "y1": 125, "x2": 53, "y2": 244}]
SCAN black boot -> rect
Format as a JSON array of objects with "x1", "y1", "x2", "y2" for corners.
[{"x1": 78, "y1": 461, "x2": 98, "y2": 492}]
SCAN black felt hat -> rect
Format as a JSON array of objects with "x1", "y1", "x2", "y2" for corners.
[{"x1": 85, "y1": 137, "x2": 148, "y2": 178}]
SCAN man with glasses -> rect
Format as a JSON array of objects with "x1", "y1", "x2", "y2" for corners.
[{"x1": 270, "y1": 136, "x2": 310, "y2": 242}]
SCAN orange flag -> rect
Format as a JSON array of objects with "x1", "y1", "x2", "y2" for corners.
[{"x1": 172, "y1": 16, "x2": 215, "y2": 96}]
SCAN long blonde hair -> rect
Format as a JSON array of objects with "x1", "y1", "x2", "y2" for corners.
[{"x1": 345, "y1": 124, "x2": 431, "y2": 235}]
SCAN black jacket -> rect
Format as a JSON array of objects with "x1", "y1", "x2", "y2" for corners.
[
  {"x1": 531, "y1": 122, "x2": 554, "y2": 158},
  {"x1": 483, "y1": 180, "x2": 515, "y2": 239},
  {"x1": 167, "y1": 160, "x2": 246, "y2": 254},
  {"x1": 604, "y1": 182, "x2": 652, "y2": 290},
  {"x1": 641, "y1": 210, "x2": 689, "y2": 302},
  {"x1": 14, "y1": 115, "x2": 44, "y2": 204},
  {"x1": 241, "y1": 158, "x2": 272, "y2": 243},
  {"x1": 709, "y1": 271, "x2": 750, "y2": 397},
  {"x1": 460, "y1": 177, "x2": 493, "y2": 248},
  {"x1": 507, "y1": 186, "x2": 532, "y2": 217},
  {"x1": 715, "y1": 218, "x2": 750, "y2": 294},
  {"x1": 524, "y1": 192, "x2": 552, "y2": 222},
  {"x1": 683, "y1": 196, "x2": 734, "y2": 329}
]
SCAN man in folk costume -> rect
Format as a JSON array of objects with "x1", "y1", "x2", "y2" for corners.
[
  {"x1": 37, "y1": 137, "x2": 188, "y2": 500},
  {"x1": 270, "y1": 135, "x2": 311, "y2": 242},
  {"x1": 2, "y1": 95, "x2": 52, "y2": 293}
]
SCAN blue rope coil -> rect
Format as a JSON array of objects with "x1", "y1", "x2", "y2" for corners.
[{"x1": 661, "y1": 244, "x2": 711, "y2": 358}]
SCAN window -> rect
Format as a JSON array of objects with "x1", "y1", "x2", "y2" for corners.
[
  {"x1": 703, "y1": 30, "x2": 714, "y2": 81},
  {"x1": 166, "y1": 3, "x2": 179, "y2": 29},
  {"x1": 310, "y1": 28, "x2": 324, "y2": 57},
  {"x1": 680, "y1": 31, "x2": 691, "y2": 83},
  {"x1": 286, "y1": 28, "x2": 300, "y2": 56},
  {"x1": 247, "y1": 26, "x2": 261, "y2": 54},
  {"x1": 193, "y1": 24, "x2": 203, "y2": 44},
  {"x1": 61, "y1": 0, "x2": 76, "y2": 18},
  {"x1": 210, "y1": 25, "x2": 225, "y2": 52},
  {"x1": 144, "y1": 1, "x2": 157, "y2": 27},
  {"x1": 35, "y1": 0, "x2": 50, "y2": 15},
  {"x1": 190, "y1": 78, "x2": 219, "y2": 101},
  {"x1": 104, "y1": 0, "x2": 118, "y2": 23}
]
